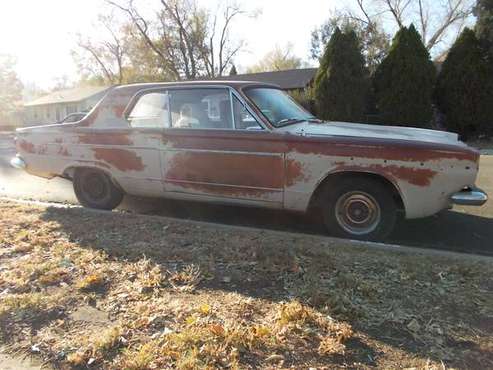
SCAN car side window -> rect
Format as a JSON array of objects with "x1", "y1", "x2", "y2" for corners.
[
  {"x1": 169, "y1": 88, "x2": 233, "y2": 129},
  {"x1": 232, "y1": 95, "x2": 263, "y2": 130},
  {"x1": 128, "y1": 92, "x2": 169, "y2": 128}
]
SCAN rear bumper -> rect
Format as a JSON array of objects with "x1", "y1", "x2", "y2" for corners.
[
  {"x1": 451, "y1": 186, "x2": 488, "y2": 206},
  {"x1": 10, "y1": 156, "x2": 26, "y2": 170}
]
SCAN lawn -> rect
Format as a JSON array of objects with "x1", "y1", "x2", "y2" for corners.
[{"x1": 0, "y1": 200, "x2": 492, "y2": 369}]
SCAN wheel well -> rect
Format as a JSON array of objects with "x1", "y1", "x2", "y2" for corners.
[
  {"x1": 63, "y1": 166, "x2": 124, "y2": 193},
  {"x1": 308, "y1": 171, "x2": 404, "y2": 212}
]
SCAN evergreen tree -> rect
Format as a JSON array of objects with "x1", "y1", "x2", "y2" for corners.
[
  {"x1": 435, "y1": 28, "x2": 493, "y2": 138},
  {"x1": 229, "y1": 65, "x2": 238, "y2": 76},
  {"x1": 475, "y1": 0, "x2": 493, "y2": 56},
  {"x1": 314, "y1": 28, "x2": 368, "y2": 122},
  {"x1": 373, "y1": 25, "x2": 436, "y2": 127}
]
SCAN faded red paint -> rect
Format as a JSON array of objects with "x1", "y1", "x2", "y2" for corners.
[
  {"x1": 92, "y1": 148, "x2": 145, "y2": 172},
  {"x1": 19, "y1": 140, "x2": 35, "y2": 154},
  {"x1": 165, "y1": 130, "x2": 287, "y2": 153},
  {"x1": 163, "y1": 129, "x2": 477, "y2": 164},
  {"x1": 78, "y1": 133, "x2": 133, "y2": 146},
  {"x1": 287, "y1": 138, "x2": 478, "y2": 163},
  {"x1": 333, "y1": 163, "x2": 437, "y2": 187},
  {"x1": 165, "y1": 151, "x2": 284, "y2": 189}
]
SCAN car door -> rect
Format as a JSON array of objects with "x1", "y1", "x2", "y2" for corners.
[
  {"x1": 109, "y1": 90, "x2": 168, "y2": 197},
  {"x1": 161, "y1": 87, "x2": 285, "y2": 205}
]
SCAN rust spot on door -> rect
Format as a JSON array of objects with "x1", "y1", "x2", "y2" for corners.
[
  {"x1": 288, "y1": 138, "x2": 478, "y2": 163},
  {"x1": 92, "y1": 148, "x2": 145, "y2": 172},
  {"x1": 166, "y1": 152, "x2": 284, "y2": 189}
]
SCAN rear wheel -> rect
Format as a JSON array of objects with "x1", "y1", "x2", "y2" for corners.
[
  {"x1": 73, "y1": 168, "x2": 123, "y2": 210},
  {"x1": 322, "y1": 177, "x2": 397, "y2": 241}
]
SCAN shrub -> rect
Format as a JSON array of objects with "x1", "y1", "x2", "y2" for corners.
[
  {"x1": 373, "y1": 24, "x2": 436, "y2": 127},
  {"x1": 289, "y1": 89, "x2": 315, "y2": 115},
  {"x1": 435, "y1": 28, "x2": 493, "y2": 138},
  {"x1": 314, "y1": 28, "x2": 368, "y2": 122}
]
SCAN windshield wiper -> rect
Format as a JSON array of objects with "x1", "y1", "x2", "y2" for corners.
[
  {"x1": 275, "y1": 118, "x2": 305, "y2": 127},
  {"x1": 307, "y1": 118, "x2": 324, "y2": 123}
]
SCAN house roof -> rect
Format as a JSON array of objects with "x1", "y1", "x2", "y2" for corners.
[
  {"x1": 213, "y1": 68, "x2": 318, "y2": 90},
  {"x1": 24, "y1": 85, "x2": 111, "y2": 107}
]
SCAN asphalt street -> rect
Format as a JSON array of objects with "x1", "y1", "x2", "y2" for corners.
[{"x1": 1, "y1": 132, "x2": 492, "y2": 255}]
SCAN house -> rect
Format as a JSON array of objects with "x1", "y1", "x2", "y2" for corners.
[
  {"x1": 214, "y1": 68, "x2": 318, "y2": 94},
  {"x1": 23, "y1": 85, "x2": 111, "y2": 126}
]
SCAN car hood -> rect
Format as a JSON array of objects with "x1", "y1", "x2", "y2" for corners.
[{"x1": 283, "y1": 121, "x2": 465, "y2": 147}]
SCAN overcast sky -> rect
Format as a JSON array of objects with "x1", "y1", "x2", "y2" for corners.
[{"x1": 0, "y1": 0, "x2": 345, "y2": 89}]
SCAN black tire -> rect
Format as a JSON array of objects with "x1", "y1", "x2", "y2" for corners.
[
  {"x1": 73, "y1": 168, "x2": 123, "y2": 210},
  {"x1": 322, "y1": 177, "x2": 397, "y2": 241}
]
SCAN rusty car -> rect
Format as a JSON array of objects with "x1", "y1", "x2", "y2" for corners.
[{"x1": 10, "y1": 81, "x2": 488, "y2": 240}]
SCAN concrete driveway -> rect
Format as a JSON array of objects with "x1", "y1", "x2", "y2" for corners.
[{"x1": 1, "y1": 132, "x2": 492, "y2": 255}]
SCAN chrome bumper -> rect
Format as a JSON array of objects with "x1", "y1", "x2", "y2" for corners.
[
  {"x1": 451, "y1": 187, "x2": 488, "y2": 206},
  {"x1": 10, "y1": 156, "x2": 26, "y2": 170}
]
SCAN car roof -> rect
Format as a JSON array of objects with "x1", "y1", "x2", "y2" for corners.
[{"x1": 111, "y1": 80, "x2": 280, "y2": 93}]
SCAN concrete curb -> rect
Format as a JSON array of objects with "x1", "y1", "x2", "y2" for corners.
[{"x1": 1, "y1": 196, "x2": 492, "y2": 263}]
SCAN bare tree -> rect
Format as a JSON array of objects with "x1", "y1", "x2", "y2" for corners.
[
  {"x1": 358, "y1": 0, "x2": 475, "y2": 51},
  {"x1": 0, "y1": 55, "x2": 23, "y2": 124},
  {"x1": 248, "y1": 43, "x2": 305, "y2": 73},
  {"x1": 106, "y1": 0, "x2": 248, "y2": 79},
  {"x1": 73, "y1": 14, "x2": 128, "y2": 84}
]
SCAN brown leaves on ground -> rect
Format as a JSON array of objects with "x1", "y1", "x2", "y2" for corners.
[{"x1": 0, "y1": 200, "x2": 492, "y2": 369}]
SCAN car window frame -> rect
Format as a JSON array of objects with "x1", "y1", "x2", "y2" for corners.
[{"x1": 124, "y1": 85, "x2": 268, "y2": 132}]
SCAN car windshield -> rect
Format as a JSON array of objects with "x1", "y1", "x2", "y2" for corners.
[{"x1": 244, "y1": 87, "x2": 315, "y2": 127}]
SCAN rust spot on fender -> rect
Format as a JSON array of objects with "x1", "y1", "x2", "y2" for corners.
[
  {"x1": 287, "y1": 138, "x2": 478, "y2": 163},
  {"x1": 19, "y1": 140, "x2": 35, "y2": 154},
  {"x1": 334, "y1": 163, "x2": 437, "y2": 187},
  {"x1": 78, "y1": 133, "x2": 133, "y2": 146},
  {"x1": 92, "y1": 148, "x2": 145, "y2": 172},
  {"x1": 285, "y1": 159, "x2": 309, "y2": 187}
]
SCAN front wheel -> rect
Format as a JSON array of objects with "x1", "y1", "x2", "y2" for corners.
[
  {"x1": 323, "y1": 177, "x2": 397, "y2": 241},
  {"x1": 73, "y1": 168, "x2": 123, "y2": 210}
]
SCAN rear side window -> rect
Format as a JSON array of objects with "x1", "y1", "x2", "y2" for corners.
[
  {"x1": 169, "y1": 88, "x2": 233, "y2": 129},
  {"x1": 128, "y1": 92, "x2": 169, "y2": 128}
]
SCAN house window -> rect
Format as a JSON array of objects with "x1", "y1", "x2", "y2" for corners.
[{"x1": 66, "y1": 105, "x2": 77, "y2": 115}]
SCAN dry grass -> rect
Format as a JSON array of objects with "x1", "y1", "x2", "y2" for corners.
[{"x1": 0, "y1": 200, "x2": 492, "y2": 369}]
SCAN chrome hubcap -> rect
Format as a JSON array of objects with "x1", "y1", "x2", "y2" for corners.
[{"x1": 335, "y1": 191, "x2": 381, "y2": 235}]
